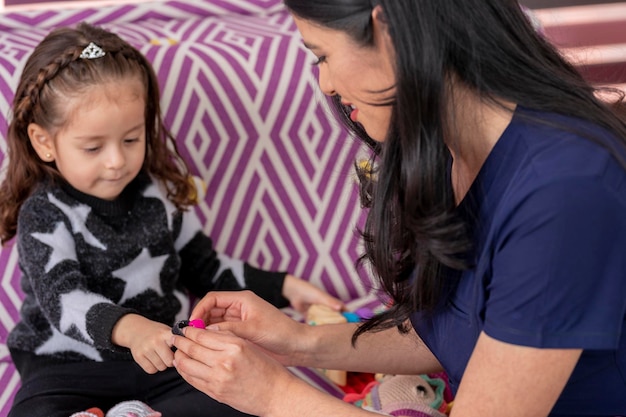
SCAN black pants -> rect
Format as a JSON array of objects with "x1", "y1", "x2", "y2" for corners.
[{"x1": 9, "y1": 360, "x2": 254, "y2": 417}]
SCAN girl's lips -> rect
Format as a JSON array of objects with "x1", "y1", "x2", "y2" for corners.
[{"x1": 350, "y1": 107, "x2": 358, "y2": 122}]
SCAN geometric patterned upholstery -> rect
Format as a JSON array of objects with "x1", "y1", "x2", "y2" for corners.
[
  {"x1": 2, "y1": 1, "x2": 625, "y2": 414},
  {"x1": 0, "y1": 0, "x2": 379, "y2": 412}
]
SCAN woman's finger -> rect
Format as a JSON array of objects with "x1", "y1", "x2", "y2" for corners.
[
  {"x1": 172, "y1": 328, "x2": 234, "y2": 366},
  {"x1": 190, "y1": 291, "x2": 251, "y2": 322}
]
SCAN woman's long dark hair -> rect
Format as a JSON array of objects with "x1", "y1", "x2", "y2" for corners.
[{"x1": 285, "y1": 0, "x2": 626, "y2": 341}]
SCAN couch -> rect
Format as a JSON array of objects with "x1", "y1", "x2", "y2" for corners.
[{"x1": 0, "y1": 0, "x2": 383, "y2": 413}]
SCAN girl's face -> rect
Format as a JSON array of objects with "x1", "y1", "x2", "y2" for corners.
[
  {"x1": 36, "y1": 79, "x2": 146, "y2": 201},
  {"x1": 293, "y1": 14, "x2": 396, "y2": 142}
]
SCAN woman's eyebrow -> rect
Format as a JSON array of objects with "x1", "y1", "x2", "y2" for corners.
[{"x1": 302, "y1": 40, "x2": 318, "y2": 51}]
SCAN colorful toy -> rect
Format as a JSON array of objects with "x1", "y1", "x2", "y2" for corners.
[
  {"x1": 172, "y1": 318, "x2": 206, "y2": 336},
  {"x1": 344, "y1": 374, "x2": 450, "y2": 417},
  {"x1": 170, "y1": 319, "x2": 206, "y2": 352},
  {"x1": 70, "y1": 400, "x2": 161, "y2": 417}
]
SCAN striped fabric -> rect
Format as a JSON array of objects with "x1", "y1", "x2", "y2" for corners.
[{"x1": 0, "y1": 0, "x2": 382, "y2": 412}]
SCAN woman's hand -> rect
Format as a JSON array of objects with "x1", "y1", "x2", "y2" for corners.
[
  {"x1": 282, "y1": 274, "x2": 344, "y2": 314},
  {"x1": 172, "y1": 324, "x2": 382, "y2": 417},
  {"x1": 172, "y1": 326, "x2": 299, "y2": 416},
  {"x1": 188, "y1": 290, "x2": 311, "y2": 365},
  {"x1": 111, "y1": 313, "x2": 174, "y2": 373}
]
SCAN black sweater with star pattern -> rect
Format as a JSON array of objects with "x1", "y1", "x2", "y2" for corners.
[{"x1": 8, "y1": 173, "x2": 288, "y2": 371}]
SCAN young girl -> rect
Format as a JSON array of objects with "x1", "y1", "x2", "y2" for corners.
[{"x1": 0, "y1": 22, "x2": 342, "y2": 417}]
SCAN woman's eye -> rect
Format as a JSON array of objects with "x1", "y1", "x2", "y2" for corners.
[{"x1": 311, "y1": 55, "x2": 327, "y2": 66}]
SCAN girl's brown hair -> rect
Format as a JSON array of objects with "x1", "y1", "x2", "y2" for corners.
[{"x1": 0, "y1": 22, "x2": 194, "y2": 244}]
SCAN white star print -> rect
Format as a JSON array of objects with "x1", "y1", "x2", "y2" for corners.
[
  {"x1": 48, "y1": 193, "x2": 106, "y2": 250},
  {"x1": 59, "y1": 289, "x2": 112, "y2": 344},
  {"x1": 143, "y1": 183, "x2": 176, "y2": 231},
  {"x1": 215, "y1": 253, "x2": 245, "y2": 287},
  {"x1": 113, "y1": 248, "x2": 169, "y2": 304},
  {"x1": 32, "y1": 222, "x2": 77, "y2": 272},
  {"x1": 35, "y1": 326, "x2": 102, "y2": 361}
]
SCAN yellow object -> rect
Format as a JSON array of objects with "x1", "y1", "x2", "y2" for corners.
[
  {"x1": 306, "y1": 304, "x2": 347, "y2": 325},
  {"x1": 188, "y1": 175, "x2": 206, "y2": 204},
  {"x1": 149, "y1": 38, "x2": 179, "y2": 46}
]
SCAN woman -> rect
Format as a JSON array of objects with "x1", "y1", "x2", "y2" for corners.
[{"x1": 171, "y1": 1, "x2": 626, "y2": 416}]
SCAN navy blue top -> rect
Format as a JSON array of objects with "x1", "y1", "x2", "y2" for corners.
[{"x1": 411, "y1": 107, "x2": 626, "y2": 416}]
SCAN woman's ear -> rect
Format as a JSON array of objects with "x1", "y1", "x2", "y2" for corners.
[
  {"x1": 372, "y1": 4, "x2": 386, "y2": 25},
  {"x1": 28, "y1": 123, "x2": 56, "y2": 162},
  {"x1": 371, "y1": 5, "x2": 395, "y2": 75},
  {"x1": 371, "y1": 5, "x2": 393, "y2": 55}
]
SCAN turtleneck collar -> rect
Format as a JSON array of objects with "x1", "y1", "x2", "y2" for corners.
[{"x1": 59, "y1": 171, "x2": 151, "y2": 218}]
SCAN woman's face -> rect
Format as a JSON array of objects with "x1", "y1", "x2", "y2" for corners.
[{"x1": 293, "y1": 15, "x2": 396, "y2": 142}]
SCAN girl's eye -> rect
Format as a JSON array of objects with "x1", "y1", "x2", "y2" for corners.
[
  {"x1": 311, "y1": 55, "x2": 326, "y2": 66},
  {"x1": 84, "y1": 147, "x2": 100, "y2": 154},
  {"x1": 124, "y1": 138, "x2": 139, "y2": 144}
]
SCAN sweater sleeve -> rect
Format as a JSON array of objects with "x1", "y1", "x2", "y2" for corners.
[
  {"x1": 243, "y1": 262, "x2": 290, "y2": 308},
  {"x1": 15, "y1": 191, "x2": 135, "y2": 357},
  {"x1": 176, "y1": 207, "x2": 289, "y2": 308}
]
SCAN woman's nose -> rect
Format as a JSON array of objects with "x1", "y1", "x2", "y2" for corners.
[{"x1": 318, "y1": 65, "x2": 336, "y2": 97}]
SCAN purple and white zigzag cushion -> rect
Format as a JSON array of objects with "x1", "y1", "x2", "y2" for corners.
[{"x1": 0, "y1": 0, "x2": 380, "y2": 413}]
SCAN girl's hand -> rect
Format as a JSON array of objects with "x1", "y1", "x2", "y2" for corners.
[
  {"x1": 189, "y1": 290, "x2": 311, "y2": 365},
  {"x1": 282, "y1": 274, "x2": 344, "y2": 314},
  {"x1": 172, "y1": 326, "x2": 299, "y2": 417},
  {"x1": 111, "y1": 313, "x2": 175, "y2": 373}
]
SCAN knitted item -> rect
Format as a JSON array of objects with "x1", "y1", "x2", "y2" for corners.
[
  {"x1": 344, "y1": 374, "x2": 449, "y2": 417},
  {"x1": 8, "y1": 173, "x2": 287, "y2": 364},
  {"x1": 69, "y1": 408, "x2": 105, "y2": 417},
  {"x1": 69, "y1": 401, "x2": 161, "y2": 417},
  {"x1": 106, "y1": 400, "x2": 161, "y2": 417}
]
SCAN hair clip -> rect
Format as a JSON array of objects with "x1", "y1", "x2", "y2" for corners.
[{"x1": 79, "y1": 42, "x2": 106, "y2": 59}]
